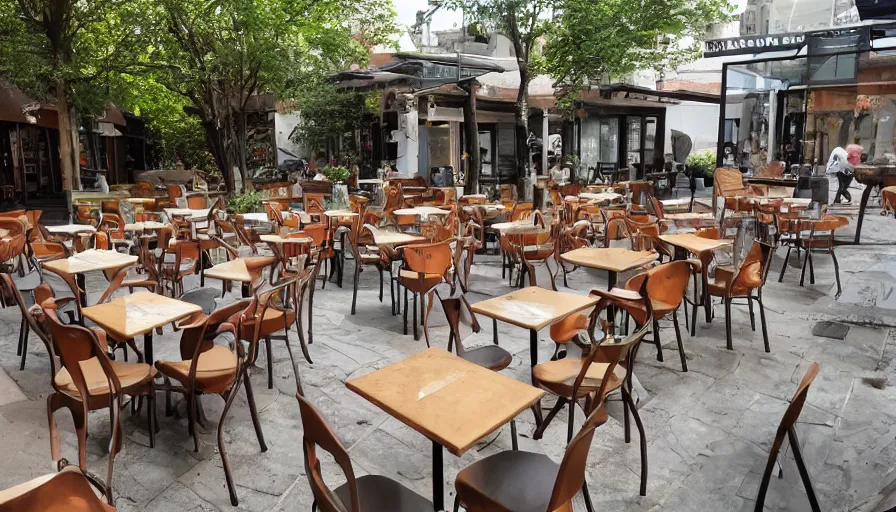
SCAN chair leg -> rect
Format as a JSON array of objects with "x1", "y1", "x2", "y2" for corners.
[
  {"x1": 567, "y1": 396, "x2": 576, "y2": 443},
  {"x1": 403, "y1": 287, "x2": 409, "y2": 335},
  {"x1": 147, "y1": 381, "x2": 156, "y2": 448},
  {"x1": 532, "y1": 397, "x2": 567, "y2": 440},
  {"x1": 672, "y1": 310, "x2": 687, "y2": 372},
  {"x1": 422, "y1": 291, "x2": 433, "y2": 348},
  {"x1": 758, "y1": 291, "x2": 770, "y2": 352},
  {"x1": 265, "y1": 335, "x2": 274, "y2": 390},
  {"x1": 652, "y1": 319, "x2": 664, "y2": 362},
  {"x1": 413, "y1": 292, "x2": 419, "y2": 341},
  {"x1": 219, "y1": 379, "x2": 244, "y2": 506},
  {"x1": 350, "y1": 265, "x2": 360, "y2": 315},
  {"x1": 378, "y1": 267, "x2": 384, "y2": 302},
  {"x1": 789, "y1": 427, "x2": 822, "y2": 512},
  {"x1": 453, "y1": 495, "x2": 460, "y2": 512},
  {"x1": 187, "y1": 389, "x2": 200, "y2": 452},
  {"x1": 724, "y1": 297, "x2": 733, "y2": 351},
  {"x1": 623, "y1": 386, "x2": 631, "y2": 444},
  {"x1": 691, "y1": 276, "x2": 699, "y2": 336},
  {"x1": 16, "y1": 316, "x2": 23, "y2": 356},
  {"x1": 18, "y1": 319, "x2": 29, "y2": 370},
  {"x1": 799, "y1": 247, "x2": 809, "y2": 287},
  {"x1": 747, "y1": 296, "x2": 756, "y2": 331},
  {"x1": 808, "y1": 250, "x2": 815, "y2": 285},
  {"x1": 779, "y1": 245, "x2": 792, "y2": 282},
  {"x1": 581, "y1": 480, "x2": 596, "y2": 512},
  {"x1": 244, "y1": 370, "x2": 268, "y2": 451},
  {"x1": 510, "y1": 419, "x2": 518, "y2": 451},
  {"x1": 830, "y1": 249, "x2": 842, "y2": 298},
  {"x1": 623, "y1": 386, "x2": 648, "y2": 497}
]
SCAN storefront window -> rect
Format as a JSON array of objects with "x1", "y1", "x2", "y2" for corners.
[{"x1": 580, "y1": 117, "x2": 618, "y2": 181}]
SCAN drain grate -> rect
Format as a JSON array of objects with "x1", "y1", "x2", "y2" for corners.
[{"x1": 812, "y1": 321, "x2": 850, "y2": 340}]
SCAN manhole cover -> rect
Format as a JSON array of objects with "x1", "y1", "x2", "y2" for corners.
[{"x1": 812, "y1": 321, "x2": 850, "y2": 340}]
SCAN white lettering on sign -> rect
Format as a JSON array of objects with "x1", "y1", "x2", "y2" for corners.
[{"x1": 705, "y1": 34, "x2": 806, "y2": 57}]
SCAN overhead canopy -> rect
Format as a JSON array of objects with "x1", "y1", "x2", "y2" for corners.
[
  {"x1": 332, "y1": 52, "x2": 505, "y2": 92},
  {"x1": 0, "y1": 81, "x2": 59, "y2": 129},
  {"x1": 97, "y1": 103, "x2": 126, "y2": 126}
]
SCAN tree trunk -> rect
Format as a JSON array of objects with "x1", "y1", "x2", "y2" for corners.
[
  {"x1": 201, "y1": 119, "x2": 236, "y2": 194},
  {"x1": 238, "y1": 109, "x2": 248, "y2": 193},
  {"x1": 460, "y1": 80, "x2": 480, "y2": 195},
  {"x1": 56, "y1": 81, "x2": 76, "y2": 191},
  {"x1": 514, "y1": 64, "x2": 531, "y2": 205}
]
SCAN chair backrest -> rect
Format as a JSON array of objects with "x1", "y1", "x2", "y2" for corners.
[
  {"x1": 548, "y1": 326, "x2": 650, "y2": 510},
  {"x1": 0, "y1": 467, "x2": 113, "y2": 510},
  {"x1": 0, "y1": 217, "x2": 27, "y2": 265},
  {"x1": 604, "y1": 218, "x2": 630, "y2": 247},
  {"x1": 510, "y1": 202, "x2": 534, "y2": 221},
  {"x1": 435, "y1": 285, "x2": 480, "y2": 357},
  {"x1": 713, "y1": 168, "x2": 746, "y2": 209},
  {"x1": 297, "y1": 394, "x2": 360, "y2": 512},
  {"x1": 625, "y1": 260, "x2": 695, "y2": 312},
  {"x1": 0, "y1": 275, "x2": 56, "y2": 376},
  {"x1": 382, "y1": 183, "x2": 406, "y2": 213},
  {"x1": 648, "y1": 195, "x2": 665, "y2": 220},
  {"x1": 167, "y1": 184, "x2": 184, "y2": 202},
  {"x1": 186, "y1": 194, "x2": 208, "y2": 210},
  {"x1": 180, "y1": 287, "x2": 221, "y2": 315},
  {"x1": 403, "y1": 241, "x2": 453, "y2": 278}
]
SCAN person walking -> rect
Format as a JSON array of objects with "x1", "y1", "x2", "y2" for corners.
[{"x1": 828, "y1": 144, "x2": 862, "y2": 204}]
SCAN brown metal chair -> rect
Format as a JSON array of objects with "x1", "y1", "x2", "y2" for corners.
[
  {"x1": 708, "y1": 241, "x2": 775, "y2": 352},
  {"x1": 790, "y1": 215, "x2": 848, "y2": 298},
  {"x1": 159, "y1": 239, "x2": 200, "y2": 297},
  {"x1": 39, "y1": 297, "x2": 157, "y2": 504},
  {"x1": 297, "y1": 394, "x2": 433, "y2": 512},
  {"x1": 154, "y1": 299, "x2": 269, "y2": 506},
  {"x1": 345, "y1": 224, "x2": 392, "y2": 316},
  {"x1": 0, "y1": 465, "x2": 116, "y2": 511},
  {"x1": 455, "y1": 325, "x2": 650, "y2": 512},
  {"x1": 399, "y1": 240, "x2": 454, "y2": 346},
  {"x1": 755, "y1": 362, "x2": 821, "y2": 512}
]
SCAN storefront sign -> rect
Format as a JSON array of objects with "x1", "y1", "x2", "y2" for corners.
[{"x1": 704, "y1": 33, "x2": 806, "y2": 57}]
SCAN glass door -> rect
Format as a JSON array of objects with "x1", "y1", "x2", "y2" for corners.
[{"x1": 626, "y1": 116, "x2": 642, "y2": 178}]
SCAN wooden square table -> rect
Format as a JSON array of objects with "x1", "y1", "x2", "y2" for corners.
[
  {"x1": 392, "y1": 206, "x2": 451, "y2": 217},
  {"x1": 471, "y1": 287, "x2": 597, "y2": 425},
  {"x1": 81, "y1": 291, "x2": 202, "y2": 366},
  {"x1": 560, "y1": 247, "x2": 658, "y2": 289},
  {"x1": 347, "y1": 347, "x2": 543, "y2": 511},
  {"x1": 659, "y1": 233, "x2": 732, "y2": 324},
  {"x1": 42, "y1": 250, "x2": 139, "y2": 307},
  {"x1": 44, "y1": 224, "x2": 96, "y2": 236},
  {"x1": 204, "y1": 256, "x2": 276, "y2": 287},
  {"x1": 366, "y1": 229, "x2": 426, "y2": 246}
]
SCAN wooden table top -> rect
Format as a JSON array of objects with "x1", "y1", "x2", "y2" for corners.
[
  {"x1": 471, "y1": 287, "x2": 598, "y2": 331},
  {"x1": 368, "y1": 230, "x2": 426, "y2": 246},
  {"x1": 44, "y1": 224, "x2": 96, "y2": 235},
  {"x1": 164, "y1": 208, "x2": 210, "y2": 218},
  {"x1": 578, "y1": 192, "x2": 623, "y2": 202},
  {"x1": 124, "y1": 221, "x2": 168, "y2": 231},
  {"x1": 239, "y1": 212, "x2": 270, "y2": 223},
  {"x1": 346, "y1": 348, "x2": 544, "y2": 456},
  {"x1": 125, "y1": 197, "x2": 159, "y2": 204},
  {"x1": 323, "y1": 210, "x2": 359, "y2": 217},
  {"x1": 490, "y1": 220, "x2": 546, "y2": 234},
  {"x1": 658, "y1": 234, "x2": 732, "y2": 254},
  {"x1": 204, "y1": 256, "x2": 276, "y2": 283},
  {"x1": 259, "y1": 234, "x2": 313, "y2": 244},
  {"x1": 393, "y1": 206, "x2": 451, "y2": 216},
  {"x1": 82, "y1": 291, "x2": 202, "y2": 339},
  {"x1": 561, "y1": 247, "x2": 658, "y2": 273},
  {"x1": 663, "y1": 212, "x2": 715, "y2": 221},
  {"x1": 42, "y1": 249, "x2": 138, "y2": 275},
  {"x1": 462, "y1": 203, "x2": 505, "y2": 212}
]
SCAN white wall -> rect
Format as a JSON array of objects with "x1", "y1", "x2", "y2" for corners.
[
  {"x1": 274, "y1": 112, "x2": 307, "y2": 164},
  {"x1": 664, "y1": 101, "x2": 721, "y2": 155}
]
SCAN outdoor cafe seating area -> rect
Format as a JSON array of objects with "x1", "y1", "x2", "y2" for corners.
[{"x1": 0, "y1": 172, "x2": 849, "y2": 511}]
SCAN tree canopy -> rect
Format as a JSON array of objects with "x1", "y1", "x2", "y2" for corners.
[{"x1": 545, "y1": 0, "x2": 734, "y2": 89}]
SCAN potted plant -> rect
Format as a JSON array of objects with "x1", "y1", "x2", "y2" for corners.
[
  {"x1": 320, "y1": 166, "x2": 351, "y2": 183},
  {"x1": 686, "y1": 149, "x2": 717, "y2": 188},
  {"x1": 227, "y1": 189, "x2": 264, "y2": 214},
  {"x1": 320, "y1": 166, "x2": 351, "y2": 209}
]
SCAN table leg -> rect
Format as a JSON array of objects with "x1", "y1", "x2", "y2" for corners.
[
  {"x1": 144, "y1": 331, "x2": 154, "y2": 367},
  {"x1": 432, "y1": 440, "x2": 444, "y2": 511},
  {"x1": 853, "y1": 184, "x2": 874, "y2": 245},
  {"x1": 529, "y1": 328, "x2": 544, "y2": 427},
  {"x1": 77, "y1": 273, "x2": 87, "y2": 308}
]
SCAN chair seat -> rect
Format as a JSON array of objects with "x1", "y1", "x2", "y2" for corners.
[
  {"x1": 240, "y1": 307, "x2": 296, "y2": 340},
  {"x1": 333, "y1": 474, "x2": 432, "y2": 512},
  {"x1": 455, "y1": 450, "x2": 561, "y2": 512},
  {"x1": 55, "y1": 359, "x2": 156, "y2": 397},
  {"x1": 398, "y1": 270, "x2": 443, "y2": 292},
  {"x1": 461, "y1": 345, "x2": 512, "y2": 372},
  {"x1": 532, "y1": 358, "x2": 626, "y2": 397},
  {"x1": 155, "y1": 345, "x2": 237, "y2": 394},
  {"x1": 0, "y1": 466, "x2": 115, "y2": 511}
]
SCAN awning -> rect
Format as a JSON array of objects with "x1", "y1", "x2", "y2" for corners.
[
  {"x1": 97, "y1": 103, "x2": 126, "y2": 126},
  {"x1": 0, "y1": 81, "x2": 59, "y2": 129}
]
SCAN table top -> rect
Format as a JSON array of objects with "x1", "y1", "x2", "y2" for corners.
[
  {"x1": 259, "y1": 234, "x2": 313, "y2": 245},
  {"x1": 393, "y1": 206, "x2": 451, "y2": 216},
  {"x1": 658, "y1": 233, "x2": 732, "y2": 254},
  {"x1": 491, "y1": 220, "x2": 546, "y2": 234},
  {"x1": 357, "y1": 178, "x2": 384, "y2": 185},
  {"x1": 44, "y1": 224, "x2": 96, "y2": 235},
  {"x1": 239, "y1": 212, "x2": 270, "y2": 223},
  {"x1": 471, "y1": 286, "x2": 598, "y2": 331},
  {"x1": 204, "y1": 256, "x2": 275, "y2": 283},
  {"x1": 578, "y1": 192, "x2": 623, "y2": 202},
  {"x1": 82, "y1": 291, "x2": 202, "y2": 339},
  {"x1": 125, "y1": 197, "x2": 159, "y2": 204},
  {"x1": 124, "y1": 221, "x2": 168, "y2": 231},
  {"x1": 323, "y1": 210, "x2": 359, "y2": 217},
  {"x1": 346, "y1": 348, "x2": 544, "y2": 456},
  {"x1": 164, "y1": 208, "x2": 210, "y2": 218},
  {"x1": 561, "y1": 247, "x2": 658, "y2": 273},
  {"x1": 462, "y1": 203, "x2": 505, "y2": 212},
  {"x1": 42, "y1": 250, "x2": 138, "y2": 275},
  {"x1": 367, "y1": 230, "x2": 426, "y2": 246},
  {"x1": 663, "y1": 212, "x2": 715, "y2": 221}
]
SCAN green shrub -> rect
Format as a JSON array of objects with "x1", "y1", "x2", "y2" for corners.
[
  {"x1": 227, "y1": 189, "x2": 264, "y2": 214},
  {"x1": 320, "y1": 166, "x2": 351, "y2": 183},
  {"x1": 686, "y1": 149, "x2": 717, "y2": 177}
]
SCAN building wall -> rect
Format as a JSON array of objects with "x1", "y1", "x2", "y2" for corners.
[{"x1": 274, "y1": 112, "x2": 307, "y2": 164}]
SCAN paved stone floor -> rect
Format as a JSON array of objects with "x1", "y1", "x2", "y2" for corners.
[{"x1": 0, "y1": 203, "x2": 895, "y2": 511}]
